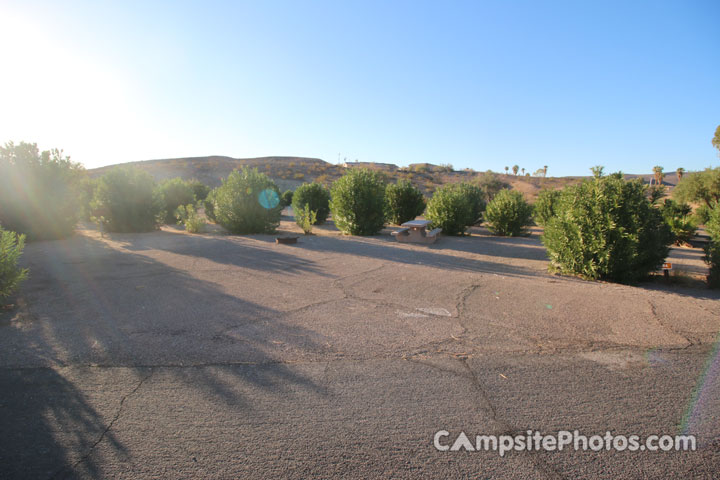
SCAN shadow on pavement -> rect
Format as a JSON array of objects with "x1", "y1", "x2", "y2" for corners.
[
  {"x1": 298, "y1": 234, "x2": 547, "y2": 279},
  {"x1": 0, "y1": 368, "x2": 126, "y2": 479},
  {"x1": 0, "y1": 233, "x2": 327, "y2": 477},
  {"x1": 667, "y1": 247, "x2": 707, "y2": 261},
  {"x1": 104, "y1": 229, "x2": 329, "y2": 277}
]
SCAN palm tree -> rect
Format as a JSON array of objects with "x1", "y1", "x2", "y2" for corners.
[
  {"x1": 543, "y1": 165, "x2": 548, "y2": 178},
  {"x1": 512, "y1": 165, "x2": 519, "y2": 176},
  {"x1": 504, "y1": 166, "x2": 509, "y2": 175},
  {"x1": 652, "y1": 166, "x2": 664, "y2": 186},
  {"x1": 521, "y1": 168, "x2": 525, "y2": 176},
  {"x1": 676, "y1": 167, "x2": 685, "y2": 181}
]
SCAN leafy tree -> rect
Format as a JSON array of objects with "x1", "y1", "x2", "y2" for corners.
[
  {"x1": 693, "y1": 203, "x2": 712, "y2": 225},
  {"x1": 213, "y1": 167, "x2": 282, "y2": 234},
  {"x1": 705, "y1": 203, "x2": 720, "y2": 287},
  {"x1": 713, "y1": 125, "x2": 720, "y2": 154},
  {"x1": 457, "y1": 183, "x2": 486, "y2": 225},
  {"x1": 590, "y1": 166, "x2": 605, "y2": 178},
  {"x1": 0, "y1": 225, "x2": 28, "y2": 298},
  {"x1": 648, "y1": 185, "x2": 666, "y2": 205},
  {"x1": 0, "y1": 141, "x2": 84, "y2": 239},
  {"x1": 534, "y1": 188, "x2": 562, "y2": 226},
  {"x1": 673, "y1": 167, "x2": 720, "y2": 208},
  {"x1": 188, "y1": 179, "x2": 211, "y2": 201},
  {"x1": 330, "y1": 169, "x2": 387, "y2": 235},
  {"x1": 203, "y1": 189, "x2": 217, "y2": 221},
  {"x1": 425, "y1": 184, "x2": 473, "y2": 236},
  {"x1": 292, "y1": 183, "x2": 331, "y2": 225},
  {"x1": 156, "y1": 178, "x2": 196, "y2": 224},
  {"x1": 542, "y1": 174, "x2": 674, "y2": 283},
  {"x1": 92, "y1": 167, "x2": 161, "y2": 232},
  {"x1": 385, "y1": 180, "x2": 425, "y2": 225},
  {"x1": 78, "y1": 176, "x2": 99, "y2": 221},
  {"x1": 660, "y1": 199, "x2": 697, "y2": 245},
  {"x1": 484, "y1": 190, "x2": 533, "y2": 236},
  {"x1": 175, "y1": 204, "x2": 206, "y2": 233},
  {"x1": 295, "y1": 204, "x2": 317, "y2": 234},
  {"x1": 280, "y1": 190, "x2": 294, "y2": 208}
]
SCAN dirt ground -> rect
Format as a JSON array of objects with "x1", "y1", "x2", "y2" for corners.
[{"x1": 1, "y1": 214, "x2": 718, "y2": 478}]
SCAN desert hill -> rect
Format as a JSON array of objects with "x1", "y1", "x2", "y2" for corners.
[{"x1": 87, "y1": 156, "x2": 676, "y2": 199}]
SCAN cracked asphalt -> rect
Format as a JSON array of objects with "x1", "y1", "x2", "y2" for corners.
[{"x1": 1, "y1": 222, "x2": 719, "y2": 479}]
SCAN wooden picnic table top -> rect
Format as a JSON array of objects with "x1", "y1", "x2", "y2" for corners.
[{"x1": 401, "y1": 220, "x2": 431, "y2": 229}]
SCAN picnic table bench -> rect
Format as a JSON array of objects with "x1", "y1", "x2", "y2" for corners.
[{"x1": 391, "y1": 220, "x2": 441, "y2": 244}]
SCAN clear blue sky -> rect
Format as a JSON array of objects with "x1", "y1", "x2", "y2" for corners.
[{"x1": 1, "y1": 0, "x2": 718, "y2": 176}]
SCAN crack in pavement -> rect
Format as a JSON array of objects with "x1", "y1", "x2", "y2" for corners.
[
  {"x1": 406, "y1": 354, "x2": 566, "y2": 479},
  {"x1": 646, "y1": 298, "x2": 695, "y2": 347},
  {"x1": 49, "y1": 369, "x2": 154, "y2": 480}
]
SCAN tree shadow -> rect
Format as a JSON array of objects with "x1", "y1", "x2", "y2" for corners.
[
  {"x1": 0, "y1": 233, "x2": 328, "y2": 477},
  {"x1": 100, "y1": 229, "x2": 329, "y2": 277},
  {"x1": 429, "y1": 232, "x2": 549, "y2": 262},
  {"x1": 636, "y1": 281, "x2": 720, "y2": 300},
  {"x1": 0, "y1": 367, "x2": 126, "y2": 479},
  {"x1": 295, "y1": 233, "x2": 547, "y2": 279},
  {"x1": 667, "y1": 247, "x2": 707, "y2": 261},
  {"x1": 336, "y1": 223, "x2": 549, "y2": 263}
]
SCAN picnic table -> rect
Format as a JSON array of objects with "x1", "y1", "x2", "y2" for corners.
[{"x1": 391, "y1": 220, "x2": 442, "y2": 244}]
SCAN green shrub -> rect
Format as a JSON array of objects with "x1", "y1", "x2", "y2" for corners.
[
  {"x1": 542, "y1": 173, "x2": 674, "y2": 283},
  {"x1": 660, "y1": 199, "x2": 697, "y2": 245},
  {"x1": 706, "y1": 241, "x2": 720, "y2": 288},
  {"x1": 92, "y1": 167, "x2": 160, "y2": 232},
  {"x1": 534, "y1": 189, "x2": 562, "y2": 226},
  {"x1": 457, "y1": 183, "x2": 486, "y2": 225},
  {"x1": 175, "y1": 204, "x2": 206, "y2": 233},
  {"x1": 203, "y1": 189, "x2": 217, "y2": 221},
  {"x1": 280, "y1": 190, "x2": 294, "y2": 208},
  {"x1": 694, "y1": 204, "x2": 711, "y2": 225},
  {"x1": 485, "y1": 189, "x2": 534, "y2": 236},
  {"x1": 188, "y1": 179, "x2": 211, "y2": 201},
  {"x1": 647, "y1": 185, "x2": 666, "y2": 205},
  {"x1": 295, "y1": 204, "x2": 317, "y2": 234},
  {"x1": 425, "y1": 184, "x2": 474, "y2": 236},
  {"x1": 0, "y1": 226, "x2": 28, "y2": 298},
  {"x1": 78, "y1": 176, "x2": 99, "y2": 221},
  {"x1": 292, "y1": 183, "x2": 330, "y2": 224},
  {"x1": 673, "y1": 167, "x2": 720, "y2": 208},
  {"x1": 156, "y1": 178, "x2": 196, "y2": 224},
  {"x1": 213, "y1": 167, "x2": 282, "y2": 234},
  {"x1": 705, "y1": 203, "x2": 720, "y2": 288},
  {"x1": 0, "y1": 141, "x2": 84, "y2": 239},
  {"x1": 330, "y1": 169, "x2": 387, "y2": 235},
  {"x1": 385, "y1": 180, "x2": 425, "y2": 225}
]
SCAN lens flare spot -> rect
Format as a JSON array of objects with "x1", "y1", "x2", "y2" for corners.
[{"x1": 258, "y1": 189, "x2": 280, "y2": 209}]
